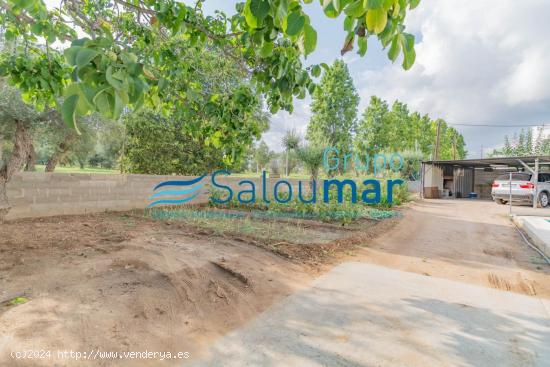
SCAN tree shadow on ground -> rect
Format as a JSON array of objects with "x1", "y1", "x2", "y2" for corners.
[{"x1": 190, "y1": 266, "x2": 550, "y2": 367}]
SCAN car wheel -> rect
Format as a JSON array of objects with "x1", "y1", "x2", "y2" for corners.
[
  {"x1": 494, "y1": 198, "x2": 507, "y2": 205},
  {"x1": 539, "y1": 192, "x2": 549, "y2": 208}
]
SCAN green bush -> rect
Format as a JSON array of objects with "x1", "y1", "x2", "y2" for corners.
[{"x1": 208, "y1": 177, "x2": 406, "y2": 225}]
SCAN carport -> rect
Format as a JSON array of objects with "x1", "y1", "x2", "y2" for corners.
[{"x1": 421, "y1": 156, "x2": 550, "y2": 208}]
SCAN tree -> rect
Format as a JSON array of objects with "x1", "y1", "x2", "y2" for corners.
[
  {"x1": 0, "y1": 0, "x2": 420, "y2": 129},
  {"x1": 401, "y1": 149, "x2": 423, "y2": 180},
  {"x1": 123, "y1": 109, "x2": 267, "y2": 175},
  {"x1": 90, "y1": 116, "x2": 125, "y2": 169},
  {"x1": 33, "y1": 116, "x2": 94, "y2": 171},
  {"x1": 0, "y1": 0, "x2": 422, "y2": 219},
  {"x1": 355, "y1": 96, "x2": 390, "y2": 156},
  {"x1": 254, "y1": 141, "x2": 273, "y2": 172},
  {"x1": 490, "y1": 127, "x2": 550, "y2": 157},
  {"x1": 534, "y1": 127, "x2": 544, "y2": 155},
  {"x1": 355, "y1": 96, "x2": 466, "y2": 160},
  {"x1": 296, "y1": 143, "x2": 325, "y2": 183},
  {"x1": 282, "y1": 129, "x2": 300, "y2": 176},
  {"x1": 0, "y1": 81, "x2": 55, "y2": 217},
  {"x1": 307, "y1": 59, "x2": 359, "y2": 174}
]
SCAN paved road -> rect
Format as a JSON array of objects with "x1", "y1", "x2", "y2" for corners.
[
  {"x1": 189, "y1": 200, "x2": 550, "y2": 367},
  {"x1": 190, "y1": 263, "x2": 550, "y2": 367}
]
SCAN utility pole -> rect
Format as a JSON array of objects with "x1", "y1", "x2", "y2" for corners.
[
  {"x1": 480, "y1": 145, "x2": 483, "y2": 159},
  {"x1": 434, "y1": 120, "x2": 441, "y2": 160}
]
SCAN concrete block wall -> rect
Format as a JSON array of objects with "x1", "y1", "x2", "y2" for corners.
[
  {"x1": 5, "y1": 172, "x2": 417, "y2": 220},
  {"x1": 4, "y1": 172, "x2": 311, "y2": 220}
]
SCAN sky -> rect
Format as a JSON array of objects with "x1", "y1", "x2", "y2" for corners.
[{"x1": 204, "y1": 0, "x2": 550, "y2": 157}]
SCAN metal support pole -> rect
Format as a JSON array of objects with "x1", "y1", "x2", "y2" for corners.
[
  {"x1": 508, "y1": 172, "x2": 512, "y2": 216},
  {"x1": 420, "y1": 162, "x2": 425, "y2": 199},
  {"x1": 533, "y1": 158, "x2": 539, "y2": 209}
]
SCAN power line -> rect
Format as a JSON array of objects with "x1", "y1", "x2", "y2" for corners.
[{"x1": 447, "y1": 122, "x2": 548, "y2": 128}]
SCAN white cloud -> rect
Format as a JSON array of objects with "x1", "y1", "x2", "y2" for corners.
[
  {"x1": 262, "y1": 99, "x2": 311, "y2": 152},
  {"x1": 356, "y1": 0, "x2": 550, "y2": 157},
  {"x1": 198, "y1": 0, "x2": 550, "y2": 157}
]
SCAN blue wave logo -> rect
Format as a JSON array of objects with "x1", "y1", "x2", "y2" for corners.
[{"x1": 149, "y1": 174, "x2": 207, "y2": 207}]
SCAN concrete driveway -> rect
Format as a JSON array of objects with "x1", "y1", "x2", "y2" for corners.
[
  {"x1": 189, "y1": 200, "x2": 550, "y2": 367},
  {"x1": 190, "y1": 263, "x2": 550, "y2": 367}
]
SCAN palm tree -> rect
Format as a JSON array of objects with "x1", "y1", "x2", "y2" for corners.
[{"x1": 282, "y1": 129, "x2": 300, "y2": 177}]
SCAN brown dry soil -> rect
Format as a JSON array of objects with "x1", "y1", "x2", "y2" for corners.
[
  {"x1": 0, "y1": 210, "x2": 394, "y2": 366},
  {"x1": 357, "y1": 199, "x2": 550, "y2": 299}
]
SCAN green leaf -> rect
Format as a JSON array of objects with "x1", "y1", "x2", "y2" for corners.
[
  {"x1": 344, "y1": 0, "x2": 365, "y2": 17},
  {"x1": 409, "y1": 0, "x2": 421, "y2": 9},
  {"x1": 311, "y1": 64, "x2": 321, "y2": 78},
  {"x1": 275, "y1": 0, "x2": 288, "y2": 27},
  {"x1": 13, "y1": 0, "x2": 34, "y2": 10},
  {"x1": 259, "y1": 41, "x2": 274, "y2": 57},
  {"x1": 113, "y1": 90, "x2": 128, "y2": 120},
  {"x1": 61, "y1": 94, "x2": 81, "y2": 134},
  {"x1": 249, "y1": 0, "x2": 270, "y2": 22},
  {"x1": 388, "y1": 36, "x2": 401, "y2": 61},
  {"x1": 4, "y1": 29, "x2": 15, "y2": 41},
  {"x1": 244, "y1": 1, "x2": 258, "y2": 28},
  {"x1": 64, "y1": 46, "x2": 81, "y2": 65},
  {"x1": 30, "y1": 22, "x2": 43, "y2": 35},
  {"x1": 302, "y1": 24, "x2": 317, "y2": 56},
  {"x1": 400, "y1": 33, "x2": 416, "y2": 69},
  {"x1": 75, "y1": 48, "x2": 99, "y2": 68},
  {"x1": 365, "y1": 0, "x2": 383, "y2": 9},
  {"x1": 244, "y1": 0, "x2": 269, "y2": 28},
  {"x1": 358, "y1": 37, "x2": 368, "y2": 56},
  {"x1": 106, "y1": 66, "x2": 123, "y2": 90},
  {"x1": 322, "y1": 0, "x2": 340, "y2": 18},
  {"x1": 78, "y1": 83, "x2": 96, "y2": 110},
  {"x1": 93, "y1": 88, "x2": 111, "y2": 115},
  {"x1": 8, "y1": 296, "x2": 29, "y2": 305},
  {"x1": 366, "y1": 8, "x2": 388, "y2": 34},
  {"x1": 344, "y1": 16, "x2": 354, "y2": 32},
  {"x1": 285, "y1": 12, "x2": 306, "y2": 36}
]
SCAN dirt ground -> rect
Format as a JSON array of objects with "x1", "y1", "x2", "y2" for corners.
[
  {"x1": 358, "y1": 199, "x2": 550, "y2": 298},
  {"x1": 0, "y1": 209, "x2": 392, "y2": 366},
  {"x1": 2, "y1": 200, "x2": 549, "y2": 366}
]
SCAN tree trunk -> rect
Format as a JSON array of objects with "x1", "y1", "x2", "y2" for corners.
[
  {"x1": 285, "y1": 150, "x2": 289, "y2": 177},
  {"x1": 0, "y1": 120, "x2": 32, "y2": 221},
  {"x1": 25, "y1": 143, "x2": 36, "y2": 171},
  {"x1": 45, "y1": 141, "x2": 72, "y2": 172},
  {"x1": 0, "y1": 133, "x2": 4, "y2": 163}
]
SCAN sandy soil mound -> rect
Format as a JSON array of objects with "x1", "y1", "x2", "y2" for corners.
[
  {"x1": 0, "y1": 211, "x2": 389, "y2": 366},
  {"x1": 0, "y1": 214, "x2": 309, "y2": 366}
]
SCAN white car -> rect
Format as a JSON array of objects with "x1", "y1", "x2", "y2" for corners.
[{"x1": 491, "y1": 172, "x2": 550, "y2": 207}]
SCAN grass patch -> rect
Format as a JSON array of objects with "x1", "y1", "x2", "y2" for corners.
[
  {"x1": 2, "y1": 296, "x2": 29, "y2": 307},
  {"x1": 149, "y1": 208, "x2": 346, "y2": 244},
  {"x1": 208, "y1": 181, "x2": 405, "y2": 225},
  {"x1": 34, "y1": 165, "x2": 118, "y2": 174}
]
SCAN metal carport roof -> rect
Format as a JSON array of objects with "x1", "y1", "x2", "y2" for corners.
[{"x1": 423, "y1": 156, "x2": 550, "y2": 168}]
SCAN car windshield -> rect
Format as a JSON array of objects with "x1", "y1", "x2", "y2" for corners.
[{"x1": 497, "y1": 173, "x2": 531, "y2": 181}]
